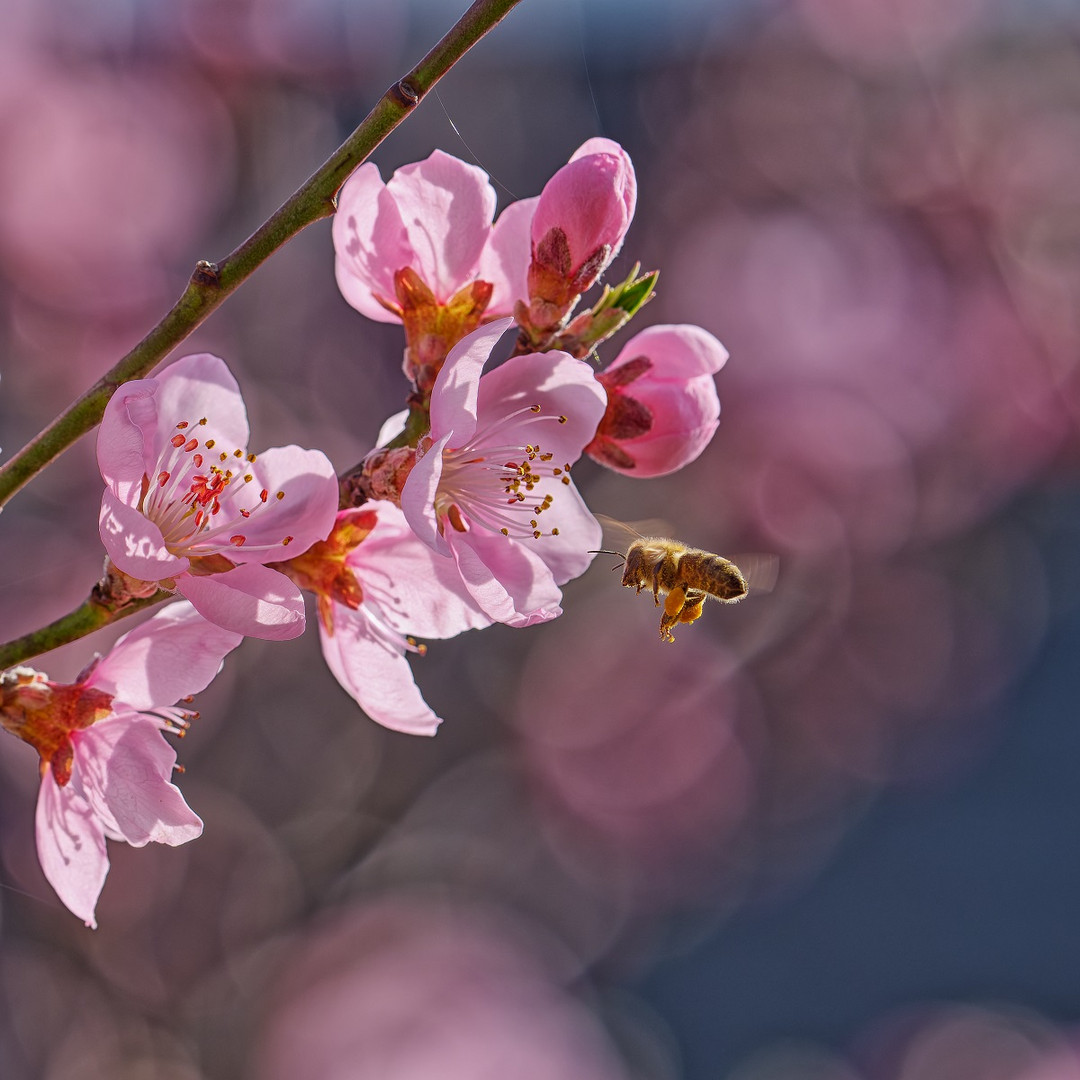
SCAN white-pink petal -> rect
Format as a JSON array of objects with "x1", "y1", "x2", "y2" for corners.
[
  {"x1": 222, "y1": 445, "x2": 338, "y2": 561},
  {"x1": 354, "y1": 502, "x2": 491, "y2": 640},
  {"x1": 319, "y1": 614, "x2": 442, "y2": 736},
  {"x1": 449, "y1": 529, "x2": 563, "y2": 628},
  {"x1": 36, "y1": 774, "x2": 109, "y2": 929},
  {"x1": 386, "y1": 151, "x2": 497, "y2": 301},
  {"x1": 610, "y1": 324, "x2": 728, "y2": 379},
  {"x1": 513, "y1": 480, "x2": 601, "y2": 586},
  {"x1": 333, "y1": 162, "x2": 412, "y2": 323},
  {"x1": 99, "y1": 489, "x2": 188, "y2": 580},
  {"x1": 177, "y1": 562, "x2": 307, "y2": 640},
  {"x1": 89, "y1": 601, "x2": 242, "y2": 710},
  {"x1": 473, "y1": 349, "x2": 606, "y2": 465},
  {"x1": 480, "y1": 196, "x2": 537, "y2": 316},
  {"x1": 428, "y1": 319, "x2": 514, "y2": 441},
  {"x1": 75, "y1": 718, "x2": 203, "y2": 847},
  {"x1": 400, "y1": 432, "x2": 450, "y2": 556},
  {"x1": 98, "y1": 379, "x2": 160, "y2": 503},
  {"x1": 150, "y1": 354, "x2": 250, "y2": 455}
]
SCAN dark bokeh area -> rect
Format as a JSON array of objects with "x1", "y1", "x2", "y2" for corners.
[{"x1": 2, "y1": 0, "x2": 1080, "y2": 1076}]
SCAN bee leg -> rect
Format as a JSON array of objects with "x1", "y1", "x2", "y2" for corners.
[
  {"x1": 652, "y1": 567, "x2": 663, "y2": 607},
  {"x1": 677, "y1": 590, "x2": 707, "y2": 626},
  {"x1": 659, "y1": 585, "x2": 688, "y2": 642}
]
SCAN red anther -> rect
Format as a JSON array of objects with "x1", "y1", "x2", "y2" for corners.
[
  {"x1": 192, "y1": 454, "x2": 203, "y2": 468},
  {"x1": 158, "y1": 471, "x2": 170, "y2": 486},
  {"x1": 260, "y1": 489, "x2": 269, "y2": 503},
  {"x1": 239, "y1": 508, "x2": 251, "y2": 518},
  {"x1": 171, "y1": 433, "x2": 186, "y2": 448},
  {"x1": 230, "y1": 535, "x2": 246, "y2": 547},
  {"x1": 184, "y1": 438, "x2": 199, "y2": 452}
]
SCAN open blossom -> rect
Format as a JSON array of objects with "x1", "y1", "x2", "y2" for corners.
[
  {"x1": 277, "y1": 503, "x2": 490, "y2": 736},
  {"x1": 333, "y1": 150, "x2": 534, "y2": 390},
  {"x1": 585, "y1": 324, "x2": 727, "y2": 477},
  {"x1": 98, "y1": 353, "x2": 339, "y2": 639},
  {"x1": 524, "y1": 138, "x2": 637, "y2": 333},
  {"x1": 400, "y1": 320, "x2": 606, "y2": 627},
  {"x1": 333, "y1": 149, "x2": 533, "y2": 324},
  {"x1": 0, "y1": 603, "x2": 242, "y2": 927}
]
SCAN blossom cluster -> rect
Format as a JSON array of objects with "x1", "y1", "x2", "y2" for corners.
[{"x1": 0, "y1": 138, "x2": 728, "y2": 926}]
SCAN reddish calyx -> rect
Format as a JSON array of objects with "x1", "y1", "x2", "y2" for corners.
[
  {"x1": 585, "y1": 355, "x2": 654, "y2": 470},
  {"x1": 271, "y1": 509, "x2": 378, "y2": 633},
  {"x1": 0, "y1": 670, "x2": 114, "y2": 785},
  {"x1": 377, "y1": 267, "x2": 494, "y2": 396}
]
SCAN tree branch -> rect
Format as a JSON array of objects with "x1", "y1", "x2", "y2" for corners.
[{"x1": 0, "y1": 0, "x2": 524, "y2": 511}]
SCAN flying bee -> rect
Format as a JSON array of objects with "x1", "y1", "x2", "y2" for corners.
[{"x1": 592, "y1": 532, "x2": 752, "y2": 642}]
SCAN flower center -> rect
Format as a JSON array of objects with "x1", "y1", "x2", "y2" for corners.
[
  {"x1": 141, "y1": 419, "x2": 294, "y2": 556},
  {"x1": 435, "y1": 404, "x2": 572, "y2": 541}
]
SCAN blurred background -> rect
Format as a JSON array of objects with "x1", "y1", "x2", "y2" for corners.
[{"x1": 2, "y1": 0, "x2": 1080, "y2": 1075}]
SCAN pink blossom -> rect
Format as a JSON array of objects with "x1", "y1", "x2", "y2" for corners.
[
  {"x1": 0, "y1": 602, "x2": 242, "y2": 927},
  {"x1": 527, "y1": 138, "x2": 637, "y2": 319},
  {"x1": 97, "y1": 353, "x2": 339, "y2": 639},
  {"x1": 332, "y1": 150, "x2": 531, "y2": 325},
  {"x1": 400, "y1": 320, "x2": 606, "y2": 627},
  {"x1": 585, "y1": 324, "x2": 727, "y2": 477},
  {"x1": 279, "y1": 502, "x2": 491, "y2": 736}
]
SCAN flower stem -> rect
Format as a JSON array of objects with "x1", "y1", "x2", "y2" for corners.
[
  {"x1": 0, "y1": 589, "x2": 171, "y2": 671},
  {"x1": 0, "y1": 0, "x2": 524, "y2": 511}
]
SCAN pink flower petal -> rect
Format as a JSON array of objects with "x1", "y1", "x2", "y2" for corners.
[
  {"x1": 35, "y1": 774, "x2": 108, "y2": 928},
  {"x1": 480, "y1": 196, "x2": 537, "y2": 316},
  {"x1": 89, "y1": 601, "x2": 242, "y2": 710},
  {"x1": 177, "y1": 562, "x2": 306, "y2": 640},
  {"x1": 386, "y1": 151, "x2": 496, "y2": 300},
  {"x1": 319, "y1": 613, "x2": 442, "y2": 736},
  {"x1": 400, "y1": 432, "x2": 450, "y2": 555},
  {"x1": 333, "y1": 162, "x2": 412, "y2": 323},
  {"x1": 511, "y1": 479, "x2": 601, "y2": 585},
  {"x1": 428, "y1": 319, "x2": 514, "y2": 441},
  {"x1": 449, "y1": 529, "x2": 563, "y2": 627},
  {"x1": 221, "y1": 445, "x2": 338, "y2": 562},
  {"x1": 568, "y1": 137, "x2": 637, "y2": 223},
  {"x1": 610, "y1": 324, "x2": 728, "y2": 379},
  {"x1": 474, "y1": 350, "x2": 607, "y2": 465},
  {"x1": 75, "y1": 718, "x2": 203, "y2": 847},
  {"x1": 99, "y1": 488, "x2": 188, "y2": 581},
  {"x1": 98, "y1": 378, "x2": 160, "y2": 503},
  {"x1": 147, "y1": 353, "x2": 250, "y2": 460},
  {"x1": 532, "y1": 141, "x2": 637, "y2": 275},
  {"x1": 355, "y1": 502, "x2": 491, "y2": 640},
  {"x1": 594, "y1": 324, "x2": 726, "y2": 478},
  {"x1": 375, "y1": 408, "x2": 409, "y2": 448}
]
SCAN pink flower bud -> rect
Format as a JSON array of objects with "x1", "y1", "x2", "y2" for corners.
[
  {"x1": 585, "y1": 324, "x2": 728, "y2": 477},
  {"x1": 528, "y1": 138, "x2": 637, "y2": 313}
]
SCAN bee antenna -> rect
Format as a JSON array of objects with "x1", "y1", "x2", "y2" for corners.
[{"x1": 588, "y1": 548, "x2": 626, "y2": 570}]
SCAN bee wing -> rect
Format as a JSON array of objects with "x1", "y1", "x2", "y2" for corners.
[
  {"x1": 594, "y1": 513, "x2": 675, "y2": 550},
  {"x1": 729, "y1": 553, "x2": 780, "y2": 595}
]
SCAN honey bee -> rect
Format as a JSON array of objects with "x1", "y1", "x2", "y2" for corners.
[{"x1": 594, "y1": 534, "x2": 751, "y2": 642}]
